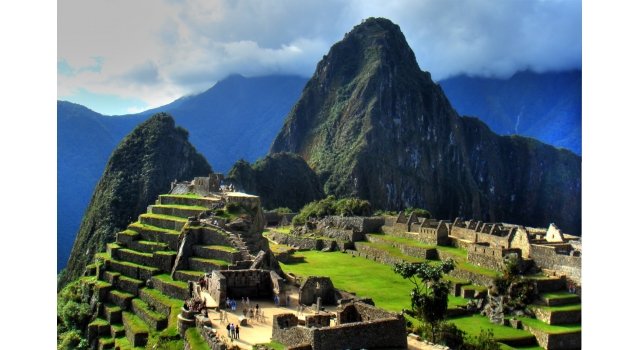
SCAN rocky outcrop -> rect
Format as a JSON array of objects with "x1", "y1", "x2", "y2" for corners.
[
  {"x1": 226, "y1": 152, "x2": 325, "y2": 211},
  {"x1": 269, "y1": 17, "x2": 581, "y2": 235}
]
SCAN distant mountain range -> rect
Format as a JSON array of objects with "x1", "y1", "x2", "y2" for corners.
[
  {"x1": 57, "y1": 48, "x2": 581, "y2": 272},
  {"x1": 439, "y1": 70, "x2": 581, "y2": 155}
]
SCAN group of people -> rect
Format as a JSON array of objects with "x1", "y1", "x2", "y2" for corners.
[
  {"x1": 198, "y1": 276, "x2": 207, "y2": 289},
  {"x1": 568, "y1": 285, "x2": 577, "y2": 294},
  {"x1": 225, "y1": 297, "x2": 237, "y2": 310},
  {"x1": 226, "y1": 322, "x2": 240, "y2": 339},
  {"x1": 184, "y1": 297, "x2": 207, "y2": 315}
]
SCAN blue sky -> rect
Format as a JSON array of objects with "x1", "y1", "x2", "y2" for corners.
[{"x1": 57, "y1": 0, "x2": 582, "y2": 116}]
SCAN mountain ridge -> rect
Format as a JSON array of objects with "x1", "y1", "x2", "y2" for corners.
[{"x1": 268, "y1": 17, "x2": 581, "y2": 234}]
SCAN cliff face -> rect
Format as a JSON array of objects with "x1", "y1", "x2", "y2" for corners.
[
  {"x1": 226, "y1": 152, "x2": 325, "y2": 212},
  {"x1": 269, "y1": 17, "x2": 581, "y2": 234},
  {"x1": 58, "y1": 113, "x2": 212, "y2": 290}
]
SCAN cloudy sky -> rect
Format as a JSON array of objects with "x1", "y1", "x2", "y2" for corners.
[{"x1": 58, "y1": 0, "x2": 582, "y2": 115}]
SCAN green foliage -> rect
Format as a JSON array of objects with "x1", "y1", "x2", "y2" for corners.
[
  {"x1": 227, "y1": 152, "x2": 325, "y2": 211},
  {"x1": 404, "y1": 207, "x2": 432, "y2": 219},
  {"x1": 374, "y1": 210, "x2": 398, "y2": 216},
  {"x1": 393, "y1": 259, "x2": 455, "y2": 343},
  {"x1": 462, "y1": 328, "x2": 502, "y2": 350},
  {"x1": 492, "y1": 254, "x2": 535, "y2": 309},
  {"x1": 57, "y1": 280, "x2": 93, "y2": 349},
  {"x1": 292, "y1": 195, "x2": 372, "y2": 225},
  {"x1": 225, "y1": 201, "x2": 240, "y2": 212}
]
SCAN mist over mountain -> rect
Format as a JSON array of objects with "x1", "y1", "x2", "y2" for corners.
[
  {"x1": 269, "y1": 17, "x2": 581, "y2": 234},
  {"x1": 58, "y1": 113, "x2": 211, "y2": 289}
]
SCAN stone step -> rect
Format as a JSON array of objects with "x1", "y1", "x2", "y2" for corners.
[
  {"x1": 131, "y1": 298, "x2": 169, "y2": 331},
  {"x1": 139, "y1": 214, "x2": 187, "y2": 232},
  {"x1": 529, "y1": 304, "x2": 582, "y2": 325},
  {"x1": 537, "y1": 291, "x2": 581, "y2": 306},
  {"x1": 122, "y1": 311, "x2": 150, "y2": 348},
  {"x1": 126, "y1": 223, "x2": 181, "y2": 251}
]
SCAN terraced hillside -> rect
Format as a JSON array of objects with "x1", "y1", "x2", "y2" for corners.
[
  {"x1": 77, "y1": 193, "x2": 259, "y2": 349},
  {"x1": 277, "y1": 229, "x2": 581, "y2": 350}
]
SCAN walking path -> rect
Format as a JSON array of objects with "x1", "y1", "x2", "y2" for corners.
[{"x1": 199, "y1": 286, "x2": 445, "y2": 350}]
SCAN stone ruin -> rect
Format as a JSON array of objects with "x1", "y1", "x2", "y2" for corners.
[{"x1": 272, "y1": 300, "x2": 406, "y2": 350}]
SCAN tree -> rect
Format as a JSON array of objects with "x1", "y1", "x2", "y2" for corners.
[{"x1": 393, "y1": 259, "x2": 455, "y2": 343}]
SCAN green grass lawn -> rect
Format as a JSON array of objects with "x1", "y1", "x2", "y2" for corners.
[
  {"x1": 538, "y1": 291, "x2": 579, "y2": 299},
  {"x1": 531, "y1": 304, "x2": 581, "y2": 312},
  {"x1": 516, "y1": 316, "x2": 581, "y2": 334},
  {"x1": 366, "y1": 233, "x2": 437, "y2": 249},
  {"x1": 449, "y1": 314, "x2": 535, "y2": 341},
  {"x1": 253, "y1": 340, "x2": 286, "y2": 350},
  {"x1": 154, "y1": 204, "x2": 209, "y2": 211},
  {"x1": 140, "y1": 213, "x2": 188, "y2": 222},
  {"x1": 280, "y1": 250, "x2": 469, "y2": 312},
  {"x1": 160, "y1": 193, "x2": 203, "y2": 198}
]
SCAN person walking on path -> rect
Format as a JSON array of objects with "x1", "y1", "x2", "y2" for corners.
[
  {"x1": 226, "y1": 323, "x2": 231, "y2": 337},
  {"x1": 231, "y1": 299, "x2": 236, "y2": 311},
  {"x1": 235, "y1": 324, "x2": 240, "y2": 339},
  {"x1": 230, "y1": 323, "x2": 234, "y2": 339},
  {"x1": 286, "y1": 294, "x2": 290, "y2": 306},
  {"x1": 247, "y1": 296, "x2": 250, "y2": 307},
  {"x1": 274, "y1": 296, "x2": 279, "y2": 307}
]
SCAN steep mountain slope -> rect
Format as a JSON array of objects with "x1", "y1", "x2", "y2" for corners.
[
  {"x1": 57, "y1": 113, "x2": 212, "y2": 289},
  {"x1": 439, "y1": 70, "x2": 582, "y2": 155},
  {"x1": 226, "y1": 152, "x2": 325, "y2": 211},
  {"x1": 57, "y1": 75, "x2": 306, "y2": 272},
  {"x1": 269, "y1": 17, "x2": 581, "y2": 235},
  {"x1": 57, "y1": 101, "x2": 146, "y2": 272}
]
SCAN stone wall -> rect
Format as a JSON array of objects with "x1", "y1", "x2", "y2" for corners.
[
  {"x1": 272, "y1": 314, "x2": 314, "y2": 347},
  {"x1": 139, "y1": 215, "x2": 186, "y2": 231},
  {"x1": 200, "y1": 227, "x2": 232, "y2": 246},
  {"x1": 529, "y1": 244, "x2": 581, "y2": 284},
  {"x1": 151, "y1": 276, "x2": 190, "y2": 300},
  {"x1": 192, "y1": 245, "x2": 239, "y2": 263},
  {"x1": 158, "y1": 195, "x2": 222, "y2": 209},
  {"x1": 522, "y1": 324, "x2": 581, "y2": 350},
  {"x1": 299, "y1": 276, "x2": 336, "y2": 305},
  {"x1": 305, "y1": 314, "x2": 332, "y2": 328},
  {"x1": 321, "y1": 227, "x2": 363, "y2": 242},
  {"x1": 447, "y1": 268, "x2": 494, "y2": 287},
  {"x1": 272, "y1": 305, "x2": 406, "y2": 350},
  {"x1": 151, "y1": 206, "x2": 206, "y2": 218},
  {"x1": 350, "y1": 243, "x2": 408, "y2": 267},
  {"x1": 208, "y1": 271, "x2": 226, "y2": 306},
  {"x1": 323, "y1": 216, "x2": 385, "y2": 233},
  {"x1": 270, "y1": 232, "x2": 320, "y2": 250},
  {"x1": 193, "y1": 315, "x2": 227, "y2": 350},
  {"x1": 467, "y1": 245, "x2": 521, "y2": 271},
  {"x1": 532, "y1": 307, "x2": 581, "y2": 325}
]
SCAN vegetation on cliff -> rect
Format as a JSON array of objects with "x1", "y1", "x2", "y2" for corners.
[
  {"x1": 57, "y1": 113, "x2": 212, "y2": 290},
  {"x1": 269, "y1": 17, "x2": 582, "y2": 235},
  {"x1": 291, "y1": 195, "x2": 372, "y2": 225},
  {"x1": 226, "y1": 152, "x2": 325, "y2": 212}
]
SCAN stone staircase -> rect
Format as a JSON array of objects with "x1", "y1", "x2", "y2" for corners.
[{"x1": 81, "y1": 194, "x2": 240, "y2": 349}]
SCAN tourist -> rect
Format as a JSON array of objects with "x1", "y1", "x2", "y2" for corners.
[
  {"x1": 243, "y1": 307, "x2": 248, "y2": 317},
  {"x1": 275, "y1": 296, "x2": 279, "y2": 307},
  {"x1": 247, "y1": 296, "x2": 250, "y2": 306},
  {"x1": 287, "y1": 295, "x2": 291, "y2": 306},
  {"x1": 249, "y1": 308, "x2": 254, "y2": 320},
  {"x1": 226, "y1": 323, "x2": 231, "y2": 337},
  {"x1": 235, "y1": 324, "x2": 240, "y2": 339},
  {"x1": 231, "y1": 298, "x2": 236, "y2": 311},
  {"x1": 230, "y1": 323, "x2": 234, "y2": 338}
]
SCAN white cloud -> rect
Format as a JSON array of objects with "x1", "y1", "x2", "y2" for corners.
[{"x1": 58, "y1": 0, "x2": 582, "y2": 114}]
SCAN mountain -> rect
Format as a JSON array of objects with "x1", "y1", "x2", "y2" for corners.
[
  {"x1": 226, "y1": 152, "x2": 325, "y2": 211},
  {"x1": 57, "y1": 75, "x2": 306, "y2": 272},
  {"x1": 57, "y1": 101, "x2": 147, "y2": 272},
  {"x1": 439, "y1": 70, "x2": 582, "y2": 155},
  {"x1": 57, "y1": 113, "x2": 211, "y2": 289},
  {"x1": 269, "y1": 17, "x2": 581, "y2": 235}
]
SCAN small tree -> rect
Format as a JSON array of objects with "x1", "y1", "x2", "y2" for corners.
[{"x1": 393, "y1": 259, "x2": 455, "y2": 343}]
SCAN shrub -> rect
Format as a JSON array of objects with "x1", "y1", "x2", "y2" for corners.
[
  {"x1": 225, "y1": 201, "x2": 239, "y2": 212},
  {"x1": 404, "y1": 207, "x2": 432, "y2": 219}
]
